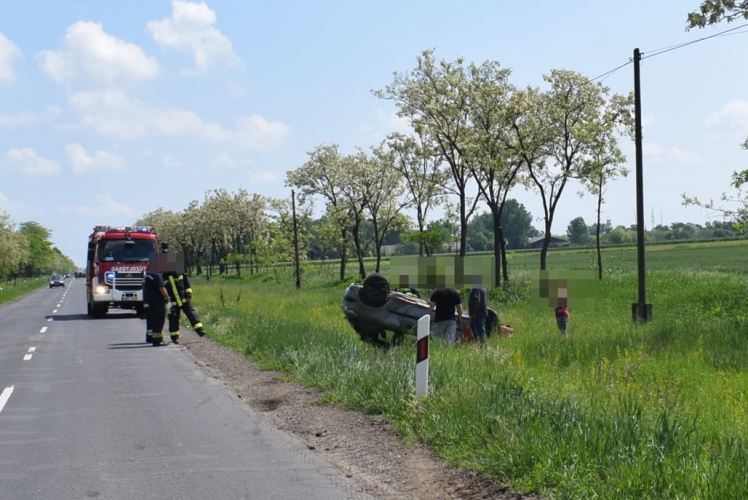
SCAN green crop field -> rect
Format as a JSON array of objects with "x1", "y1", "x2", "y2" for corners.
[{"x1": 165, "y1": 240, "x2": 748, "y2": 498}]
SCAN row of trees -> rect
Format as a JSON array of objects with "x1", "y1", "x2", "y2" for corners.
[
  {"x1": 139, "y1": 2, "x2": 747, "y2": 283},
  {"x1": 0, "y1": 211, "x2": 75, "y2": 281},
  {"x1": 565, "y1": 217, "x2": 741, "y2": 246},
  {"x1": 286, "y1": 51, "x2": 635, "y2": 284}
]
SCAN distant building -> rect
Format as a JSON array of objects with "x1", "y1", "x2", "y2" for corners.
[{"x1": 527, "y1": 236, "x2": 569, "y2": 249}]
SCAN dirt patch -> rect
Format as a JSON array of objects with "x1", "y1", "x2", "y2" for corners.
[{"x1": 179, "y1": 331, "x2": 539, "y2": 500}]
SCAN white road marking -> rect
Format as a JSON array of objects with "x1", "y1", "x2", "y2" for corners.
[
  {"x1": 40, "y1": 327, "x2": 47, "y2": 333},
  {"x1": 47, "y1": 318, "x2": 52, "y2": 322},
  {"x1": 28, "y1": 347, "x2": 36, "y2": 353},
  {"x1": 56, "y1": 303, "x2": 61, "y2": 307},
  {"x1": 23, "y1": 354, "x2": 32, "y2": 361},
  {"x1": 52, "y1": 309, "x2": 57, "y2": 313},
  {"x1": 0, "y1": 386, "x2": 14, "y2": 414}
]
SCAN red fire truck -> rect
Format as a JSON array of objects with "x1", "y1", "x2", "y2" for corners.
[{"x1": 86, "y1": 225, "x2": 158, "y2": 318}]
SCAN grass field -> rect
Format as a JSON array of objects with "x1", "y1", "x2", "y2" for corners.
[
  {"x1": 152, "y1": 241, "x2": 748, "y2": 498},
  {"x1": 0, "y1": 278, "x2": 47, "y2": 307}
]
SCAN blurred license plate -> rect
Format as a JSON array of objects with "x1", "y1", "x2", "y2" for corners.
[{"x1": 122, "y1": 295, "x2": 137, "y2": 301}]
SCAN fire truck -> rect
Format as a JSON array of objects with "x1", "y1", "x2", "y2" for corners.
[{"x1": 86, "y1": 226, "x2": 158, "y2": 318}]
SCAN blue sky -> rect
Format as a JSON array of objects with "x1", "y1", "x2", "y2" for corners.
[{"x1": 1, "y1": 0, "x2": 746, "y2": 267}]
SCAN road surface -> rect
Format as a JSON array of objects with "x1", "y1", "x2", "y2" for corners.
[{"x1": 0, "y1": 277, "x2": 372, "y2": 499}]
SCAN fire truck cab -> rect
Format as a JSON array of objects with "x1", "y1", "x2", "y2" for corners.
[{"x1": 86, "y1": 225, "x2": 158, "y2": 318}]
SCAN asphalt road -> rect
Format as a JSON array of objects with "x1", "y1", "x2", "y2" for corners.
[{"x1": 0, "y1": 277, "x2": 372, "y2": 500}]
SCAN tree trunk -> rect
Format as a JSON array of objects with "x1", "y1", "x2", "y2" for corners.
[
  {"x1": 351, "y1": 221, "x2": 366, "y2": 279},
  {"x1": 338, "y1": 227, "x2": 348, "y2": 282},
  {"x1": 596, "y1": 181, "x2": 604, "y2": 280}
]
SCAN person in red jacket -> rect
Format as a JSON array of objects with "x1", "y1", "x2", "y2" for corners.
[{"x1": 555, "y1": 284, "x2": 569, "y2": 335}]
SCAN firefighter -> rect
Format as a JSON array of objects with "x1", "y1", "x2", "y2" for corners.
[
  {"x1": 161, "y1": 242, "x2": 206, "y2": 343},
  {"x1": 143, "y1": 253, "x2": 171, "y2": 346}
]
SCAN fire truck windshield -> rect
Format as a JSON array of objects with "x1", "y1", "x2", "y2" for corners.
[{"x1": 99, "y1": 239, "x2": 156, "y2": 262}]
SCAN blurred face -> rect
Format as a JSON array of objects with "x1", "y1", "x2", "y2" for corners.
[{"x1": 148, "y1": 252, "x2": 184, "y2": 273}]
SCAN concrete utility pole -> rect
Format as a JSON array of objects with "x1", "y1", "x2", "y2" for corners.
[{"x1": 632, "y1": 48, "x2": 652, "y2": 321}]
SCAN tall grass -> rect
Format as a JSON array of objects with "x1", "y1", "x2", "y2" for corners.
[
  {"x1": 188, "y1": 240, "x2": 748, "y2": 499},
  {"x1": 0, "y1": 277, "x2": 47, "y2": 306}
]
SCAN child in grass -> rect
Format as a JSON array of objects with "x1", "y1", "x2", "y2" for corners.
[{"x1": 554, "y1": 285, "x2": 569, "y2": 335}]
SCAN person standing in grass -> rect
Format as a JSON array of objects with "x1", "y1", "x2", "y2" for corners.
[
  {"x1": 469, "y1": 284, "x2": 488, "y2": 345},
  {"x1": 555, "y1": 283, "x2": 569, "y2": 335},
  {"x1": 428, "y1": 287, "x2": 463, "y2": 346}
]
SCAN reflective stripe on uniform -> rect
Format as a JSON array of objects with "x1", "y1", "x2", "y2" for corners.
[
  {"x1": 167, "y1": 275, "x2": 183, "y2": 307},
  {"x1": 193, "y1": 322, "x2": 203, "y2": 330}
]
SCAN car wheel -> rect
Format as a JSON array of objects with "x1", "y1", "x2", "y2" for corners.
[{"x1": 359, "y1": 273, "x2": 390, "y2": 308}]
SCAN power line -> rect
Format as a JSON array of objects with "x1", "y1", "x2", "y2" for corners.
[
  {"x1": 587, "y1": 21, "x2": 748, "y2": 84},
  {"x1": 642, "y1": 22, "x2": 748, "y2": 60}
]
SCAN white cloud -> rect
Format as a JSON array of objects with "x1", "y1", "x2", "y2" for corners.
[
  {"x1": 147, "y1": 0, "x2": 242, "y2": 73},
  {"x1": 5, "y1": 148, "x2": 62, "y2": 176},
  {"x1": 64, "y1": 143, "x2": 127, "y2": 174},
  {"x1": 0, "y1": 106, "x2": 61, "y2": 128},
  {"x1": 643, "y1": 143, "x2": 701, "y2": 165},
  {"x1": 210, "y1": 152, "x2": 234, "y2": 169},
  {"x1": 251, "y1": 171, "x2": 279, "y2": 184},
  {"x1": 705, "y1": 99, "x2": 748, "y2": 134},
  {"x1": 69, "y1": 90, "x2": 232, "y2": 141},
  {"x1": 162, "y1": 153, "x2": 182, "y2": 168},
  {"x1": 0, "y1": 31, "x2": 22, "y2": 85},
  {"x1": 37, "y1": 21, "x2": 158, "y2": 87},
  {"x1": 68, "y1": 90, "x2": 289, "y2": 151},
  {"x1": 59, "y1": 193, "x2": 134, "y2": 217},
  {"x1": 234, "y1": 114, "x2": 290, "y2": 151},
  {"x1": 226, "y1": 80, "x2": 245, "y2": 97}
]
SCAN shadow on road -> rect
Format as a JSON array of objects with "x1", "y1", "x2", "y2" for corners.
[
  {"x1": 107, "y1": 342, "x2": 175, "y2": 349},
  {"x1": 50, "y1": 312, "x2": 141, "y2": 321}
]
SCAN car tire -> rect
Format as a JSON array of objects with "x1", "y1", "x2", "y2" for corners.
[{"x1": 359, "y1": 273, "x2": 390, "y2": 308}]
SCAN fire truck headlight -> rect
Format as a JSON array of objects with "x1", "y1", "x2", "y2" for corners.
[{"x1": 95, "y1": 285, "x2": 108, "y2": 294}]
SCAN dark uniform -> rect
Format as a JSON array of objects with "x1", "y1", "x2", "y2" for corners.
[
  {"x1": 143, "y1": 271, "x2": 168, "y2": 345},
  {"x1": 163, "y1": 270, "x2": 205, "y2": 343}
]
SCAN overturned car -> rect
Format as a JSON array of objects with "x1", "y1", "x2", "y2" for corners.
[{"x1": 342, "y1": 273, "x2": 502, "y2": 347}]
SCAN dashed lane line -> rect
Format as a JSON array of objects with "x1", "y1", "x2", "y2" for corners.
[
  {"x1": 0, "y1": 386, "x2": 14, "y2": 414},
  {"x1": 23, "y1": 347, "x2": 36, "y2": 361},
  {"x1": 40, "y1": 327, "x2": 47, "y2": 333}
]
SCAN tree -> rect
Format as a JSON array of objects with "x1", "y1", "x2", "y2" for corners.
[
  {"x1": 501, "y1": 199, "x2": 537, "y2": 249},
  {"x1": 579, "y1": 92, "x2": 634, "y2": 278},
  {"x1": 286, "y1": 144, "x2": 350, "y2": 281},
  {"x1": 687, "y1": 1, "x2": 748, "y2": 28},
  {"x1": 386, "y1": 131, "x2": 446, "y2": 256},
  {"x1": 338, "y1": 148, "x2": 374, "y2": 279},
  {"x1": 0, "y1": 211, "x2": 29, "y2": 281},
  {"x1": 466, "y1": 59, "x2": 521, "y2": 283},
  {"x1": 518, "y1": 70, "x2": 630, "y2": 270},
  {"x1": 567, "y1": 217, "x2": 589, "y2": 245},
  {"x1": 374, "y1": 49, "x2": 481, "y2": 256},
  {"x1": 19, "y1": 221, "x2": 55, "y2": 277},
  {"x1": 682, "y1": 168, "x2": 748, "y2": 234},
  {"x1": 368, "y1": 144, "x2": 410, "y2": 272}
]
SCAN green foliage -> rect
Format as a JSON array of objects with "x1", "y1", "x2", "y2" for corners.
[{"x1": 192, "y1": 240, "x2": 748, "y2": 498}]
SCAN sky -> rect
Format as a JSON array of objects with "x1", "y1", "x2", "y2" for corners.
[{"x1": 1, "y1": 0, "x2": 746, "y2": 267}]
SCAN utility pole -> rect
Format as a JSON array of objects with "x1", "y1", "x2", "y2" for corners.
[
  {"x1": 632, "y1": 48, "x2": 652, "y2": 321},
  {"x1": 292, "y1": 190, "x2": 301, "y2": 289}
]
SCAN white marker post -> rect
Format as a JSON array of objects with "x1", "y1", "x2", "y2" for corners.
[{"x1": 415, "y1": 315, "x2": 430, "y2": 396}]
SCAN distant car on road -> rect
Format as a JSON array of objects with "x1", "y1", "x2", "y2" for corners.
[
  {"x1": 49, "y1": 275, "x2": 65, "y2": 288},
  {"x1": 63, "y1": 273, "x2": 71, "y2": 279}
]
